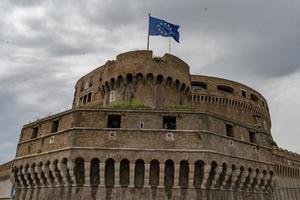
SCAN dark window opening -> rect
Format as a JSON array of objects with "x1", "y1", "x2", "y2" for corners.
[
  {"x1": 226, "y1": 124, "x2": 234, "y2": 137},
  {"x1": 163, "y1": 116, "x2": 176, "y2": 130},
  {"x1": 217, "y1": 85, "x2": 234, "y2": 93},
  {"x1": 251, "y1": 94, "x2": 259, "y2": 102},
  {"x1": 107, "y1": 115, "x2": 121, "y2": 128},
  {"x1": 83, "y1": 95, "x2": 87, "y2": 104},
  {"x1": 31, "y1": 127, "x2": 39, "y2": 139},
  {"x1": 51, "y1": 120, "x2": 60, "y2": 133},
  {"x1": 242, "y1": 90, "x2": 246, "y2": 97},
  {"x1": 191, "y1": 82, "x2": 207, "y2": 90},
  {"x1": 249, "y1": 131, "x2": 256, "y2": 143},
  {"x1": 87, "y1": 92, "x2": 92, "y2": 102}
]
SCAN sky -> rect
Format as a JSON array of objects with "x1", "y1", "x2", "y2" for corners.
[{"x1": 0, "y1": 0, "x2": 299, "y2": 163}]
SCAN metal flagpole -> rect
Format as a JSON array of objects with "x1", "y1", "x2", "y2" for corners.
[
  {"x1": 169, "y1": 37, "x2": 171, "y2": 54},
  {"x1": 147, "y1": 13, "x2": 150, "y2": 50}
]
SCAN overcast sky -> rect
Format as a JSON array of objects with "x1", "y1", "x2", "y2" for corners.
[{"x1": 0, "y1": 0, "x2": 299, "y2": 163}]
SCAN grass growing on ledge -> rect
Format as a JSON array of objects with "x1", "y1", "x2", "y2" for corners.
[
  {"x1": 164, "y1": 104, "x2": 192, "y2": 111},
  {"x1": 107, "y1": 100, "x2": 151, "y2": 110}
]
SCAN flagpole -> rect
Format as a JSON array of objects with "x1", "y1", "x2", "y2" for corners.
[
  {"x1": 168, "y1": 38, "x2": 171, "y2": 54},
  {"x1": 147, "y1": 13, "x2": 150, "y2": 50}
]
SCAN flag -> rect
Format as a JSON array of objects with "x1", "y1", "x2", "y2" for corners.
[{"x1": 149, "y1": 16, "x2": 180, "y2": 43}]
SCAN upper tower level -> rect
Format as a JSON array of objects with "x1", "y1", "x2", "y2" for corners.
[
  {"x1": 72, "y1": 50, "x2": 271, "y2": 131},
  {"x1": 73, "y1": 50, "x2": 191, "y2": 109}
]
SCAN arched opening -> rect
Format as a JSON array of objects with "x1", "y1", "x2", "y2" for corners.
[
  {"x1": 207, "y1": 161, "x2": 217, "y2": 188},
  {"x1": 181, "y1": 83, "x2": 186, "y2": 92},
  {"x1": 146, "y1": 73, "x2": 154, "y2": 84},
  {"x1": 53, "y1": 159, "x2": 63, "y2": 185},
  {"x1": 194, "y1": 160, "x2": 205, "y2": 188},
  {"x1": 110, "y1": 78, "x2": 115, "y2": 90},
  {"x1": 126, "y1": 74, "x2": 133, "y2": 84},
  {"x1": 175, "y1": 80, "x2": 180, "y2": 90},
  {"x1": 117, "y1": 75, "x2": 124, "y2": 88},
  {"x1": 217, "y1": 85, "x2": 234, "y2": 93},
  {"x1": 191, "y1": 82, "x2": 207, "y2": 90},
  {"x1": 217, "y1": 163, "x2": 227, "y2": 188},
  {"x1": 105, "y1": 158, "x2": 115, "y2": 187},
  {"x1": 120, "y1": 159, "x2": 130, "y2": 187},
  {"x1": 166, "y1": 77, "x2": 172, "y2": 87},
  {"x1": 179, "y1": 160, "x2": 189, "y2": 188},
  {"x1": 156, "y1": 74, "x2": 163, "y2": 84},
  {"x1": 74, "y1": 157, "x2": 85, "y2": 186},
  {"x1": 136, "y1": 73, "x2": 144, "y2": 84},
  {"x1": 135, "y1": 159, "x2": 145, "y2": 188},
  {"x1": 149, "y1": 160, "x2": 159, "y2": 188},
  {"x1": 105, "y1": 81, "x2": 110, "y2": 93},
  {"x1": 164, "y1": 160, "x2": 174, "y2": 188},
  {"x1": 90, "y1": 158, "x2": 100, "y2": 186}
]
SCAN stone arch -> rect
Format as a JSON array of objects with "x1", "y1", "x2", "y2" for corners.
[
  {"x1": 179, "y1": 160, "x2": 189, "y2": 188},
  {"x1": 90, "y1": 158, "x2": 100, "y2": 186},
  {"x1": 217, "y1": 162, "x2": 228, "y2": 188},
  {"x1": 175, "y1": 79, "x2": 180, "y2": 90},
  {"x1": 207, "y1": 161, "x2": 217, "y2": 188},
  {"x1": 120, "y1": 159, "x2": 130, "y2": 187},
  {"x1": 110, "y1": 78, "x2": 116, "y2": 90},
  {"x1": 74, "y1": 157, "x2": 85, "y2": 186},
  {"x1": 104, "y1": 81, "x2": 110, "y2": 93},
  {"x1": 164, "y1": 159, "x2": 174, "y2": 188},
  {"x1": 146, "y1": 73, "x2": 154, "y2": 84},
  {"x1": 194, "y1": 160, "x2": 205, "y2": 188},
  {"x1": 156, "y1": 74, "x2": 164, "y2": 84},
  {"x1": 53, "y1": 159, "x2": 63, "y2": 185},
  {"x1": 105, "y1": 158, "x2": 115, "y2": 187},
  {"x1": 117, "y1": 75, "x2": 124, "y2": 88},
  {"x1": 166, "y1": 76, "x2": 173, "y2": 87},
  {"x1": 181, "y1": 83, "x2": 186, "y2": 92},
  {"x1": 149, "y1": 159, "x2": 159, "y2": 188},
  {"x1": 134, "y1": 159, "x2": 145, "y2": 188},
  {"x1": 126, "y1": 73, "x2": 133, "y2": 84},
  {"x1": 136, "y1": 73, "x2": 144, "y2": 84}
]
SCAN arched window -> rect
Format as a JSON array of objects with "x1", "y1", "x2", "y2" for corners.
[
  {"x1": 74, "y1": 158, "x2": 85, "y2": 186},
  {"x1": 149, "y1": 160, "x2": 159, "y2": 187},
  {"x1": 164, "y1": 160, "x2": 174, "y2": 188},
  {"x1": 90, "y1": 158, "x2": 100, "y2": 186},
  {"x1": 135, "y1": 159, "x2": 145, "y2": 188},
  {"x1": 120, "y1": 159, "x2": 129, "y2": 187},
  {"x1": 105, "y1": 158, "x2": 115, "y2": 187},
  {"x1": 194, "y1": 160, "x2": 205, "y2": 188},
  {"x1": 179, "y1": 160, "x2": 189, "y2": 188},
  {"x1": 157, "y1": 74, "x2": 163, "y2": 84}
]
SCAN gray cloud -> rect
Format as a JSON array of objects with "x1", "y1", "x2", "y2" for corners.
[{"x1": 0, "y1": 0, "x2": 300, "y2": 163}]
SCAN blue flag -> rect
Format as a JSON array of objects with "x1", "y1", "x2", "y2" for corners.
[{"x1": 149, "y1": 16, "x2": 180, "y2": 43}]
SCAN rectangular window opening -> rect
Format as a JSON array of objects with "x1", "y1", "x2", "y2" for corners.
[
  {"x1": 163, "y1": 116, "x2": 176, "y2": 130},
  {"x1": 51, "y1": 120, "x2": 60, "y2": 133},
  {"x1": 31, "y1": 127, "x2": 39, "y2": 139},
  {"x1": 226, "y1": 124, "x2": 234, "y2": 137},
  {"x1": 241, "y1": 90, "x2": 246, "y2": 97},
  {"x1": 107, "y1": 115, "x2": 121, "y2": 128},
  {"x1": 87, "y1": 92, "x2": 92, "y2": 102},
  {"x1": 249, "y1": 131, "x2": 256, "y2": 143}
]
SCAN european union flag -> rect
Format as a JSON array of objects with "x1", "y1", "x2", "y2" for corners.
[{"x1": 149, "y1": 16, "x2": 180, "y2": 43}]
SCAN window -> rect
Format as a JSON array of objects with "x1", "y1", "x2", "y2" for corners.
[
  {"x1": 31, "y1": 127, "x2": 39, "y2": 139},
  {"x1": 191, "y1": 82, "x2": 207, "y2": 90},
  {"x1": 87, "y1": 92, "x2": 92, "y2": 102},
  {"x1": 241, "y1": 90, "x2": 246, "y2": 97},
  {"x1": 163, "y1": 116, "x2": 176, "y2": 130},
  {"x1": 140, "y1": 122, "x2": 144, "y2": 129},
  {"x1": 107, "y1": 115, "x2": 121, "y2": 128},
  {"x1": 51, "y1": 120, "x2": 60, "y2": 133},
  {"x1": 217, "y1": 85, "x2": 234, "y2": 93},
  {"x1": 249, "y1": 131, "x2": 256, "y2": 143},
  {"x1": 251, "y1": 94, "x2": 259, "y2": 102},
  {"x1": 226, "y1": 124, "x2": 234, "y2": 137}
]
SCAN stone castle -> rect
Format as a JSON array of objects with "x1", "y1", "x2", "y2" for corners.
[{"x1": 0, "y1": 50, "x2": 299, "y2": 200}]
